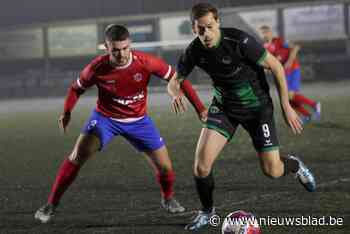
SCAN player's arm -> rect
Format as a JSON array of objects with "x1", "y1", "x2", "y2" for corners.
[
  {"x1": 60, "y1": 65, "x2": 96, "y2": 133},
  {"x1": 147, "y1": 51, "x2": 207, "y2": 121},
  {"x1": 239, "y1": 33, "x2": 302, "y2": 134},
  {"x1": 167, "y1": 72, "x2": 187, "y2": 114},
  {"x1": 170, "y1": 49, "x2": 207, "y2": 122},
  {"x1": 59, "y1": 81, "x2": 84, "y2": 133},
  {"x1": 144, "y1": 54, "x2": 187, "y2": 114},
  {"x1": 168, "y1": 75, "x2": 207, "y2": 121},
  {"x1": 259, "y1": 52, "x2": 303, "y2": 134},
  {"x1": 284, "y1": 40, "x2": 300, "y2": 69}
]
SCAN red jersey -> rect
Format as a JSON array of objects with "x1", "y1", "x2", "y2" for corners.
[
  {"x1": 76, "y1": 51, "x2": 175, "y2": 119},
  {"x1": 263, "y1": 37, "x2": 300, "y2": 74}
]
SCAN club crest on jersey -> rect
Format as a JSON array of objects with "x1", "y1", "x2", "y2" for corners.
[
  {"x1": 133, "y1": 73, "x2": 143, "y2": 82},
  {"x1": 222, "y1": 56, "x2": 232, "y2": 65},
  {"x1": 112, "y1": 91, "x2": 145, "y2": 105},
  {"x1": 210, "y1": 106, "x2": 220, "y2": 114}
]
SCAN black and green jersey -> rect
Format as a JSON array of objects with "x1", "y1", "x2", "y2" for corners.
[{"x1": 177, "y1": 27, "x2": 272, "y2": 111}]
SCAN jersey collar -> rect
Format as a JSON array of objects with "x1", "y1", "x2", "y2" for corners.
[
  {"x1": 212, "y1": 29, "x2": 222, "y2": 49},
  {"x1": 201, "y1": 29, "x2": 222, "y2": 50},
  {"x1": 114, "y1": 51, "x2": 133, "y2": 70}
]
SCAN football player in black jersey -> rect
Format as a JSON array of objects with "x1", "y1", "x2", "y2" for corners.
[{"x1": 168, "y1": 3, "x2": 316, "y2": 231}]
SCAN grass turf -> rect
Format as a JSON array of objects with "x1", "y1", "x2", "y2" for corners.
[{"x1": 0, "y1": 85, "x2": 349, "y2": 234}]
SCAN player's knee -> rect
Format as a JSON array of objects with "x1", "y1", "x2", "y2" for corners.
[
  {"x1": 68, "y1": 146, "x2": 94, "y2": 165},
  {"x1": 194, "y1": 163, "x2": 212, "y2": 177},
  {"x1": 262, "y1": 160, "x2": 284, "y2": 179},
  {"x1": 157, "y1": 165, "x2": 172, "y2": 175},
  {"x1": 288, "y1": 92, "x2": 295, "y2": 100}
]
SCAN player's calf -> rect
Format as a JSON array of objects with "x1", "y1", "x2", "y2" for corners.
[
  {"x1": 259, "y1": 151, "x2": 285, "y2": 179},
  {"x1": 35, "y1": 158, "x2": 81, "y2": 223},
  {"x1": 155, "y1": 170, "x2": 185, "y2": 213}
]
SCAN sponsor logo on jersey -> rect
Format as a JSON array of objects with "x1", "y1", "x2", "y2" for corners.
[
  {"x1": 106, "y1": 80, "x2": 116, "y2": 84},
  {"x1": 222, "y1": 56, "x2": 232, "y2": 65},
  {"x1": 133, "y1": 73, "x2": 143, "y2": 82},
  {"x1": 112, "y1": 91, "x2": 145, "y2": 105}
]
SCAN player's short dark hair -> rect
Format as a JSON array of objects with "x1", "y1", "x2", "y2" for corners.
[
  {"x1": 191, "y1": 3, "x2": 218, "y2": 24},
  {"x1": 259, "y1": 25, "x2": 271, "y2": 31},
  {"x1": 104, "y1": 24, "x2": 130, "y2": 41}
]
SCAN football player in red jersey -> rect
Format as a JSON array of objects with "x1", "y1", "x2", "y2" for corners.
[
  {"x1": 35, "y1": 24, "x2": 206, "y2": 223},
  {"x1": 259, "y1": 25, "x2": 321, "y2": 124}
]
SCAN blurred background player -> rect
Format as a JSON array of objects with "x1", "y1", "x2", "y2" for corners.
[
  {"x1": 259, "y1": 25, "x2": 321, "y2": 124},
  {"x1": 169, "y1": 3, "x2": 316, "y2": 231},
  {"x1": 33, "y1": 24, "x2": 207, "y2": 223}
]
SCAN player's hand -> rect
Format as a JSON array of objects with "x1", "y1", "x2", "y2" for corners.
[
  {"x1": 198, "y1": 109, "x2": 208, "y2": 123},
  {"x1": 171, "y1": 95, "x2": 187, "y2": 114},
  {"x1": 282, "y1": 104, "x2": 303, "y2": 134},
  {"x1": 284, "y1": 60, "x2": 293, "y2": 70},
  {"x1": 167, "y1": 76, "x2": 187, "y2": 114},
  {"x1": 58, "y1": 112, "x2": 71, "y2": 134}
]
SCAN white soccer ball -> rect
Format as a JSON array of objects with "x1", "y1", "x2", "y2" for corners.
[{"x1": 221, "y1": 210, "x2": 261, "y2": 234}]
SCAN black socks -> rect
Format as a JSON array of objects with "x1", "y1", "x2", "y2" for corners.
[{"x1": 194, "y1": 171, "x2": 215, "y2": 213}]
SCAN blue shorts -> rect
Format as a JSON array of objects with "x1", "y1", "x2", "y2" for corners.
[
  {"x1": 286, "y1": 68, "x2": 301, "y2": 92},
  {"x1": 82, "y1": 110, "x2": 165, "y2": 152}
]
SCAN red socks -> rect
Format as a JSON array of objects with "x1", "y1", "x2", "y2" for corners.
[
  {"x1": 292, "y1": 93, "x2": 317, "y2": 109},
  {"x1": 47, "y1": 160, "x2": 175, "y2": 204},
  {"x1": 156, "y1": 170, "x2": 175, "y2": 200},
  {"x1": 48, "y1": 159, "x2": 80, "y2": 206}
]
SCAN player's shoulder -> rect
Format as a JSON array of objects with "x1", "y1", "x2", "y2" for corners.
[
  {"x1": 84, "y1": 54, "x2": 110, "y2": 73},
  {"x1": 186, "y1": 37, "x2": 203, "y2": 52},
  {"x1": 273, "y1": 37, "x2": 284, "y2": 45},
  {"x1": 132, "y1": 50, "x2": 159, "y2": 62},
  {"x1": 132, "y1": 50, "x2": 168, "y2": 70},
  {"x1": 221, "y1": 27, "x2": 250, "y2": 43},
  {"x1": 133, "y1": 50, "x2": 168, "y2": 66}
]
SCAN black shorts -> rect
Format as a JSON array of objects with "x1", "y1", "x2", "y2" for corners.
[{"x1": 203, "y1": 99, "x2": 279, "y2": 152}]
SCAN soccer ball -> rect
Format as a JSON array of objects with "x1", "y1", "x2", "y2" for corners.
[{"x1": 221, "y1": 210, "x2": 261, "y2": 234}]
